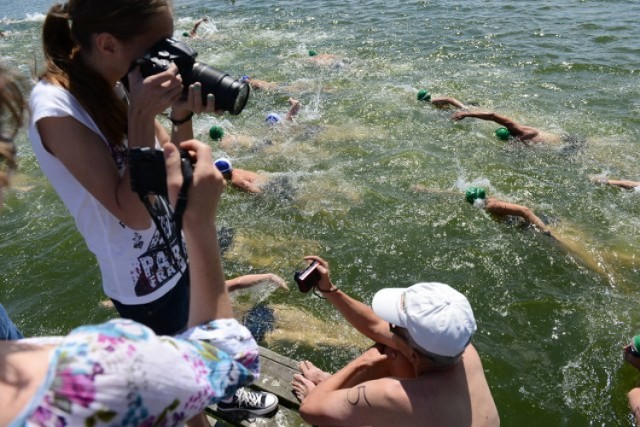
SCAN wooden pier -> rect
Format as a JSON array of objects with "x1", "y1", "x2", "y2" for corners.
[{"x1": 206, "y1": 346, "x2": 310, "y2": 426}]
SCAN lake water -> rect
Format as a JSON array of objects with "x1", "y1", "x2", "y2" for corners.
[{"x1": 2, "y1": 0, "x2": 640, "y2": 425}]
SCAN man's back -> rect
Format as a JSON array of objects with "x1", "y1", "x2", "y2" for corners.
[{"x1": 380, "y1": 345, "x2": 499, "y2": 427}]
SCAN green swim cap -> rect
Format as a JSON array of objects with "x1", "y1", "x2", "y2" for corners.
[
  {"x1": 465, "y1": 187, "x2": 486, "y2": 204},
  {"x1": 495, "y1": 127, "x2": 511, "y2": 141},
  {"x1": 417, "y1": 89, "x2": 431, "y2": 101},
  {"x1": 209, "y1": 125, "x2": 225, "y2": 141},
  {"x1": 308, "y1": 49, "x2": 317, "y2": 57},
  {"x1": 182, "y1": 31, "x2": 190, "y2": 37}
]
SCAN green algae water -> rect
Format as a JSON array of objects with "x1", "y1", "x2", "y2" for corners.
[{"x1": 2, "y1": 0, "x2": 640, "y2": 424}]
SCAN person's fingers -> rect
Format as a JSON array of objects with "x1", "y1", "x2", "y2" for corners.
[
  {"x1": 270, "y1": 274, "x2": 289, "y2": 290},
  {"x1": 203, "y1": 93, "x2": 214, "y2": 112},
  {"x1": 304, "y1": 255, "x2": 328, "y2": 268},
  {"x1": 163, "y1": 144, "x2": 182, "y2": 207},
  {"x1": 178, "y1": 140, "x2": 216, "y2": 177}
]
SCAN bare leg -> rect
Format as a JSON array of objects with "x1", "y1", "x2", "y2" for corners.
[
  {"x1": 298, "y1": 360, "x2": 331, "y2": 385},
  {"x1": 291, "y1": 373, "x2": 317, "y2": 402}
]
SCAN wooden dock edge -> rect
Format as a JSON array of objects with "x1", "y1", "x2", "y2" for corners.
[{"x1": 206, "y1": 346, "x2": 311, "y2": 426}]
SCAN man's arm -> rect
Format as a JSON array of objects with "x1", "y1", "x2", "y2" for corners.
[
  {"x1": 300, "y1": 347, "x2": 406, "y2": 426},
  {"x1": 303, "y1": 256, "x2": 396, "y2": 349}
]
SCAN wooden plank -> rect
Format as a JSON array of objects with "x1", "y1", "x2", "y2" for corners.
[
  {"x1": 205, "y1": 346, "x2": 310, "y2": 426},
  {"x1": 255, "y1": 346, "x2": 302, "y2": 408}
]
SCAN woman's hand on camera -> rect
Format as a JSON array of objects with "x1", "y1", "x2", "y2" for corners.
[
  {"x1": 303, "y1": 255, "x2": 337, "y2": 292},
  {"x1": 171, "y1": 82, "x2": 223, "y2": 119},
  {"x1": 164, "y1": 140, "x2": 225, "y2": 227},
  {"x1": 128, "y1": 64, "x2": 183, "y2": 119}
]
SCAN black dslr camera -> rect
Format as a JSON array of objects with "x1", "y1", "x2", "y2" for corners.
[
  {"x1": 129, "y1": 147, "x2": 193, "y2": 198},
  {"x1": 134, "y1": 37, "x2": 250, "y2": 115},
  {"x1": 293, "y1": 261, "x2": 321, "y2": 293}
]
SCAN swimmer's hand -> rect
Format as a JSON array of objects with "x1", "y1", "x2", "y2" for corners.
[
  {"x1": 268, "y1": 274, "x2": 289, "y2": 291},
  {"x1": 226, "y1": 273, "x2": 289, "y2": 292},
  {"x1": 588, "y1": 174, "x2": 608, "y2": 185},
  {"x1": 451, "y1": 111, "x2": 470, "y2": 121}
]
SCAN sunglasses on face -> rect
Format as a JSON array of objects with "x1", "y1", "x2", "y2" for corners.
[{"x1": 389, "y1": 323, "x2": 407, "y2": 338}]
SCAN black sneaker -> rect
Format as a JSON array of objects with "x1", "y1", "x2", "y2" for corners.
[{"x1": 217, "y1": 387, "x2": 279, "y2": 416}]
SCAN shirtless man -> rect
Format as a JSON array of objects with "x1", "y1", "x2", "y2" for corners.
[
  {"x1": 451, "y1": 110, "x2": 563, "y2": 144},
  {"x1": 291, "y1": 256, "x2": 499, "y2": 427}
]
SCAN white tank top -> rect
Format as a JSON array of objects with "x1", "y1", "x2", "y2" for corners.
[{"x1": 28, "y1": 81, "x2": 187, "y2": 305}]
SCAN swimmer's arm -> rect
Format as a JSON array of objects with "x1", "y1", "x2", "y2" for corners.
[
  {"x1": 229, "y1": 168, "x2": 263, "y2": 193},
  {"x1": 604, "y1": 179, "x2": 640, "y2": 189},
  {"x1": 451, "y1": 111, "x2": 525, "y2": 135},
  {"x1": 485, "y1": 198, "x2": 550, "y2": 234},
  {"x1": 226, "y1": 274, "x2": 288, "y2": 292},
  {"x1": 189, "y1": 18, "x2": 208, "y2": 36},
  {"x1": 430, "y1": 97, "x2": 467, "y2": 109},
  {"x1": 285, "y1": 98, "x2": 301, "y2": 121}
]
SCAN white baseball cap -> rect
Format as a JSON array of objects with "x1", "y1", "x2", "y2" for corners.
[{"x1": 372, "y1": 282, "x2": 476, "y2": 357}]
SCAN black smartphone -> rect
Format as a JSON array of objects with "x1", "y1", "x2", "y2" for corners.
[{"x1": 294, "y1": 261, "x2": 321, "y2": 293}]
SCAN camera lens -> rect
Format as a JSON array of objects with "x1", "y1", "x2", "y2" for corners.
[{"x1": 191, "y1": 63, "x2": 250, "y2": 115}]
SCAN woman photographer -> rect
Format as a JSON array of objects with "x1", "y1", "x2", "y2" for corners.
[
  {"x1": 2, "y1": 63, "x2": 260, "y2": 426},
  {"x1": 29, "y1": 0, "x2": 207, "y2": 336}
]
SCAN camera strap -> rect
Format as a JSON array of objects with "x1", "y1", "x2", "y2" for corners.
[{"x1": 171, "y1": 155, "x2": 193, "y2": 261}]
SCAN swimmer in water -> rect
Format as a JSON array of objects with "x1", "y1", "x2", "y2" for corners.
[
  {"x1": 413, "y1": 185, "x2": 609, "y2": 277},
  {"x1": 266, "y1": 97, "x2": 301, "y2": 125},
  {"x1": 451, "y1": 110, "x2": 574, "y2": 145},
  {"x1": 307, "y1": 49, "x2": 342, "y2": 67},
  {"x1": 412, "y1": 185, "x2": 551, "y2": 234},
  {"x1": 183, "y1": 17, "x2": 208, "y2": 38},
  {"x1": 463, "y1": 187, "x2": 552, "y2": 235},
  {"x1": 212, "y1": 156, "x2": 266, "y2": 194},
  {"x1": 240, "y1": 75, "x2": 277, "y2": 91},
  {"x1": 590, "y1": 176, "x2": 640, "y2": 191}
]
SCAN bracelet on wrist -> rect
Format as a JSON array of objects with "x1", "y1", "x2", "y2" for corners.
[
  {"x1": 319, "y1": 286, "x2": 339, "y2": 293},
  {"x1": 170, "y1": 111, "x2": 194, "y2": 126}
]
